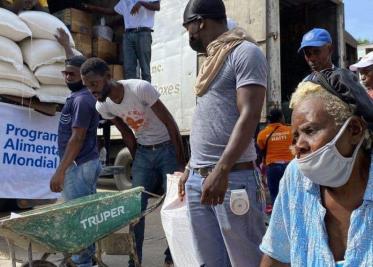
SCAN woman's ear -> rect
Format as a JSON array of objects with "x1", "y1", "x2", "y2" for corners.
[{"x1": 348, "y1": 116, "x2": 365, "y2": 145}]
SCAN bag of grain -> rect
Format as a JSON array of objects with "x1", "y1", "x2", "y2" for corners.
[
  {"x1": 35, "y1": 63, "x2": 65, "y2": 85},
  {"x1": 0, "y1": 8, "x2": 32, "y2": 42},
  {"x1": 0, "y1": 62, "x2": 40, "y2": 88},
  {"x1": 0, "y1": 79, "x2": 36, "y2": 98},
  {"x1": 0, "y1": 36, "x2": 23, "y2": 71},
  {"x1": 35, "y1": 85, "x2": 70, "y2": 104},
  {"x1": 19, "y1": 11, "x2": 75, "y2": 46},
  {"x1": 20, "y1": 39, "x2": 66, "y2": 71}
]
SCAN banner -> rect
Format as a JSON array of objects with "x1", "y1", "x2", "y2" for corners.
[{"x1": 0, "y1": 102, "x2": 60, "y2": 199}]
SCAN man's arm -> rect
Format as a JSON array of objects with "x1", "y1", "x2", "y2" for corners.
[
  {"x1": 260, "y1": 255, "x2": 290, "y2": 267},
  {"x1": 151, "y1": 100, "x2": 186, "y2": 168},
  {"x1": 201, "y1": 85, "x2": 266, "y2": 205},
  {"x1": 54, "y1": 28, "x2": 74, "y2": 59},
  {"x1": 111, "y1": 117, "x2": 137, "y2": 158},
  {"x1": 50, "y1": 128, "x2": 86, "y2": 192},
  {"x1": 130, "y1": 1, "x2": 160, "y2": 15},
  {"x1": 83, "y1": 4, "x2": 116, "y2": 16}
]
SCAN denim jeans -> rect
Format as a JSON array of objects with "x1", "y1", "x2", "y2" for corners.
[
  {"x1": 63, "y1": 158, "x2": 102, "y2": 267},
  {"x1": 186, "y1": 169, "x2": 266, "y2": 267},
  {"x1": 123, "y1": 31, "x2": 152, "y2": 82},
  {"x1": 129, "y1": 142, "x2": 179, "y2": 266},
  {"x1": 267, "y1": 163, "x2": 288, "y2": 203}
]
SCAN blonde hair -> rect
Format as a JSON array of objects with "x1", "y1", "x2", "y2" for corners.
[{"x1": 290, "y1": 81, "x2": 372, "y2": 151}]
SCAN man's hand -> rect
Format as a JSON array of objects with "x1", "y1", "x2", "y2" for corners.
[
  {"x1": 178, "y1": 171, "x2": 189, "y2": 201},
  {"x1": 130, "y1": 2, "x2": 143, "y2": 15},
  {"x1": 54, "y1": 28, "x2": 70, "y2": 48},
  {"x1": 201, "y1": 169, "x2": 229, "y2": 206},
  {"x1": 50, "y1": 170, "x2": 65, "y2": 193}
]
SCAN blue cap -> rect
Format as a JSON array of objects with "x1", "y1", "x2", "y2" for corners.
[{"x1": 298, "y1": 28, "x2": 332, "y2": 53}]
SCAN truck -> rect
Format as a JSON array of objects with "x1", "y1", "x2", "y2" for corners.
[{"x1": 107, "y1": 0, "x2": 357, "y2": 189}]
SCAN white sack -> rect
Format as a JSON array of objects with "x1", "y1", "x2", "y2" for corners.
[
  {"x1": 35, "y1": 63, "x2": 65, "y2": 85},
  {"x1": 20, "y1": 39, "x2": 66, "y2": 71},
  {"x1": 0, "y1": 36, "x2": 23, "y2": 71},
  {"x1": 0, "y1": 62, "x2": 40, "y2": 88},
  {"x1": 19, "y1": 11, "x2": 75, "y2": 46},
  {"x1": 35, "y1": 85, "x2": 70, "y2": 104},
  {"x1": 0, "y1": 8, "x2": 32, "y2": 41},
  {"x1": 161, "y1": 174, "x2": 201, "y2": 267},
  {"x1": 0, "y1": 79, "x2": 36, "y2": 98}
]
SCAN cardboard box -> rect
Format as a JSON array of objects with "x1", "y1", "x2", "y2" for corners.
[
  {"x1": 72, "y1": 33, "x2": 92, "y2": 57},
  {"x1": 109, "y1": 65, "x2": 124, "y2": 81},
  {"x1": 54, "y1": 8, "x2": 93, "y2": 35},
  {"x1": 92, "y1": 38, "x2": 117, "y2": 63}
]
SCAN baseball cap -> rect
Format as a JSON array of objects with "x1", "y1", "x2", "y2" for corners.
[
  {"x1": 298, "y1": 28, "x2": 332, "y2": 53},
  {"x1": 183, "y1": 0, "x2": 226, "y2": 26},
  {"x1": 349, "y1": 52, "x2": 373, "y2": 71}
]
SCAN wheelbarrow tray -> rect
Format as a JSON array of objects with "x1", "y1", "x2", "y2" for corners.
[{"x1": 0, "y1": 187, "x2": 143, "y2": 254}]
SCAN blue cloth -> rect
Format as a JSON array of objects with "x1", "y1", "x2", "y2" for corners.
[
  {"x1": 58, "y1": 88, "x2": 99, "y2": 165},
  {"x1": 123, "y1": 31, "x2": 152, "y2": 82},
  {"x1": 186, "y1": 169, "x2": 266, "y2": 267},
  {"x1": 129, "y1": 142, "x2": 179, "y2": 267},
  {"x1": 267, "y1": 163, "x2": 288, "y2": 203},
  {"x1": 298, "y1": 28, "x2": 332, "y2": 52},
  {"x1": 260, "y1": 157, "x2": 373, "y2": 266},
  {"x1": 63, "y1": 158, "x2": 102, "y2": 267}
]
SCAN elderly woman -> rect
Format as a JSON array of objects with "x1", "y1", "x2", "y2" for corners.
[{"x1": 260, "y1": 69, "x2": 373, "y2": 267}]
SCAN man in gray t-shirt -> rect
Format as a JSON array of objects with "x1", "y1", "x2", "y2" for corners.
[{"x1": 179, "y1": 0, "x2": 267, "y2": 266}]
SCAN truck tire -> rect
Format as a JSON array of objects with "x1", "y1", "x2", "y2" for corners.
[{"x1": 114, "y1": 148, "x2": 133, "y2": 190}]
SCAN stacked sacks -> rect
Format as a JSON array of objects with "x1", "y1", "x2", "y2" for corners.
[
  {"x1": 18, "y1": 11, "x2": 76, "y2": 104},
  {"x1": 0, "y1": 8, "x2": 37, "y2": 98}
]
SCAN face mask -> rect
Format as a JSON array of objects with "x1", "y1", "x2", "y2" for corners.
[
  {"x1": 296, "y1": 117, "x2": 364, "y2": 188},
  {"x1": 97, "y1": 81, "x2": 112, "y2": 102},
  {"x1": 66, "y1": 80, "x2": 84, "y2": 92},
  {"x1": 189, "y1": 36, "x2": 205, "y2": 53}
]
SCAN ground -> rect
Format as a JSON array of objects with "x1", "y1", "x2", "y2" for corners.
[{"x1": 0, "y1": 179, "x2": 168, "y2": 267}]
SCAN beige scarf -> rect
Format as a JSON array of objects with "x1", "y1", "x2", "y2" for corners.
[{"x1": 194, "y1": 27, "x2": 256, "y2": 97}]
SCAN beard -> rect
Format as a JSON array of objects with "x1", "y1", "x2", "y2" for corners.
[
  {"x1": 189, "y1": 37, "x2": 205, "y2": 53},
  {"x1": 97, "y1": 82, "x2": 112, "y2": 102},
  {"x1": 66, "y1": 80, "x2": 84, "y2": 92}
]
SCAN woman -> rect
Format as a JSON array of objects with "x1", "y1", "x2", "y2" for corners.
[{"x1": 260, "y1": 69, "x2": 373, "y2": 266}]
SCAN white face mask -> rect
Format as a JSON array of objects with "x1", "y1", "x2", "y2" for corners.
[{"x1": 296, "y1": 117, "x2": 364, "y2": 188}]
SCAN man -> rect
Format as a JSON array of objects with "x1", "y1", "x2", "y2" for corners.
[
  {"x1": 260, "y1": 69, "x2": 373, "y2": 267},
  {"x1": 50, "y1": 29, "x2": 101, "y2": 267},
  {"x1": 178, "y1": 0, "x2": 267, "y2": 266},
  {"x1": 257, "y1": 108, "x2": 293, "y2": 203},
  {"x1": 83, "y1": 0, "x2": 160, "y2": 82},
  {"x1": 80, "y1": 57, "x2": 185, "y2": 267},
  {"x1": 298, "y1": 28, "x2": 334, "y2": 73},
  {"x1": 350, "y1": 51, "x2": 373, "y2": 99}
]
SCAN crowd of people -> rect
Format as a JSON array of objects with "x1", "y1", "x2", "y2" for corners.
[{"x1": 4, "y1": 0, "x2": 371, "y2": 266}]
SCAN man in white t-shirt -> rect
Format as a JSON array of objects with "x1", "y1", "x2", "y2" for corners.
[
  {"x1": 83, "y1": 0, "x2": 160, "y2": 82},
  {"x1": 81, "y1": 57, "x2": 185, "y2": 267}
]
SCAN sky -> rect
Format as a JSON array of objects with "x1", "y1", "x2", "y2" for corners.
[{"x1": 344, "y1": 0, "x2": 373, "y2": 41}]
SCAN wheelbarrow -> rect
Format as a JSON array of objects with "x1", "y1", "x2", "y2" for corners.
[{"x1": 0, "y1": 187, "x2": 164, "y2": 267}]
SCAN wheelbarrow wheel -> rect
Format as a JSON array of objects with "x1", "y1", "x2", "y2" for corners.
[{"x1": 21, "y1": 260, "x2": 57, "y2": 267}]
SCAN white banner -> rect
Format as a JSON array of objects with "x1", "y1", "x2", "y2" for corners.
[
  {"x1": 0, "y1": 102, "x2": 60, "y2": 199},
  {"x1": 151, "y1": 0, "x2": 197, "y2": 135}
]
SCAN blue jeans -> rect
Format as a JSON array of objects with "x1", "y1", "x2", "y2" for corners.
[
  {"x1": 267, "y1": 163, "x2": 288, "y2": 204},
  {"x1": 186, "y1": 169, "x2": 266, "y2": 267},
  {"x1": 123, "y1": 31, "x2": 152, "y2": 82},
  {"x1": 63, "y1": 158, "x2": 102, "y2": 267},
  {"x1": 129, "y1": 142, "x2": 179, "y2": 266}
]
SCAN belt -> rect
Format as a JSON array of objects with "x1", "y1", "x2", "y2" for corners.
[
  {"x1": 268, "y1": 161, "x2": 290, "y2": 165},
  {"x1": 137, "y1": 141, "x2": 171, "y2": 150},
  {"x1": 125, "y1": 27, "x2": 153, "y2": 33},
  {"x1": 193, "y1": 162, "x2": 254, "y2": 178}
]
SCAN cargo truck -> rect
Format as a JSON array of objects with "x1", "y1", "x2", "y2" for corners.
[{"x1": 99, "y1": 0, "x2": 356, "y2": 189}]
